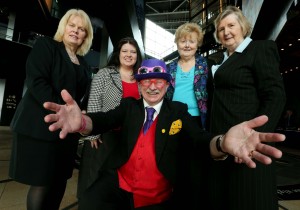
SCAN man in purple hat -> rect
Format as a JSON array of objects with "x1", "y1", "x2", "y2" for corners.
[{"x1": 43, "y1": 58, "x2": 285, "y2": 210}]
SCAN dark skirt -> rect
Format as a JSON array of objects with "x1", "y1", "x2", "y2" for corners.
[{"x1": 9, "y1": 132, "x2": 78, "y2": 186}]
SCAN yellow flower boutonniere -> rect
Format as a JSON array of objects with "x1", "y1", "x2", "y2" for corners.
[{"x1": 169, "y1": 119, "x2": 182, "y2": 135}]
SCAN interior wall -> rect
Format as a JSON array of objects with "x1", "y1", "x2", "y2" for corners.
[{"x1": 0, "y1": 79, "x2": 5, "y2": 120}]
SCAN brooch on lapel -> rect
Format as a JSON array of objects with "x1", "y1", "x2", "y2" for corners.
[{"x1": 168, "y1": 119, "x2": 182, "y2": 135}]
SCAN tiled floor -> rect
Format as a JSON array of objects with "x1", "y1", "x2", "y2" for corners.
[
  {"x1": 0, "y1": 126, "x2": 300, "y2": 210},
  {"x1": 276, "y1": 145, "x2": 300, "y2": 210},
  {"x1": 0, "y1": 126, "x2": 78, "y2": 210}
]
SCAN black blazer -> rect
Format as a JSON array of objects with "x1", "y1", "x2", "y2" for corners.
[
  {"x1": 11, "y1": 37, "x2": 91, "y2": 141},
  {"x1": 209, "y1": 40, "x2": 286, "y2": 133},
  {"x1": 207, "y1": 40, "x2": 286, "y2": 210},
  {"x1": 88, "y1": 97, "x2": 213, "y2": 185}
]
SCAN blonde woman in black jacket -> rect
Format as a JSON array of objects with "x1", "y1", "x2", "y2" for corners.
[{"x1": 9, "y1": 9, "x2": 93, "y2": 210}]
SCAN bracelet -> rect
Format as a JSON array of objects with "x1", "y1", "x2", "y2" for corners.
[
  {"x1": 216, "y1": 135, "x2": 227, "y2": 154},
  {"x1": 77, "y1": 115, "x2": 87, "y2": 133}
]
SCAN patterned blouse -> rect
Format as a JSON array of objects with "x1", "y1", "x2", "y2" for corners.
[{"x1": 165, "y1": 54, "x2": 209, "y2": 126}]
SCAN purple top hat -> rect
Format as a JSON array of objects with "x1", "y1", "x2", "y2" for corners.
[{"x1": 134, "y1": 59, "x2": 171, "y2": 82}]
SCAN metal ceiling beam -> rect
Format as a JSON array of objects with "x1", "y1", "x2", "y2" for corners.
[{"x1": 146, "y1": 10, "x2": 189, "y2": 16}]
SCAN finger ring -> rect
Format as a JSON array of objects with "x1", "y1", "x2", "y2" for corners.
[{"x1": 248, "y1": 150, "x2": 255, "y2": 158}]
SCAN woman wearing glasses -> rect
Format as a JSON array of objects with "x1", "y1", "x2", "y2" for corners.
[
  {"x1": 77, "y1": 37, "x2": 143, "y2": 199},
  {"x1": 165, "y1": 22, "x2": 211, "y2": 209}
]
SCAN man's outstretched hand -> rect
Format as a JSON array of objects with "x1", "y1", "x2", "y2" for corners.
[
  {"x1": 222, "y1": 115, "x2": 285, "y2": 168},
  {"x1": 43, "y1": 89, "x2": 82, "y2": 139}
]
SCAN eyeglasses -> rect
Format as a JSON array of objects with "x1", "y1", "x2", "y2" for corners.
[
  {"x1": 138, "y1": 66, "x2": 165, "y2": 74},
  {"x1": 140, "y1": 79, "x2": 166, "y2": 88}
]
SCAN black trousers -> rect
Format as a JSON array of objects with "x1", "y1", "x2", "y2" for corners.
[
  {"x1": 178, "y1": 116, "x2": 209, "y2": 210},
  {"x1": 78, "y1": 169, "x2": 174, "y2": 210}
]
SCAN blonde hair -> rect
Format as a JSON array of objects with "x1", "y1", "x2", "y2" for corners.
[
  {"x1": 174, "y1": 22, "x2": 204, "y2": 47},
  {"x1": 214, "y1": 6, "x2": 252, "y2": 43},
  {"x1": 54, "y1": 9, "x2": 94, "y2": 56}
]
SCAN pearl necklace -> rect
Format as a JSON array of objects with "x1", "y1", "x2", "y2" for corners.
[
  {"x1": 69, "y1": 54, "x2": 77, "y2": 62},
  {"x1": 66, "y1": 48, "x2": 77, "y2": 63}
]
